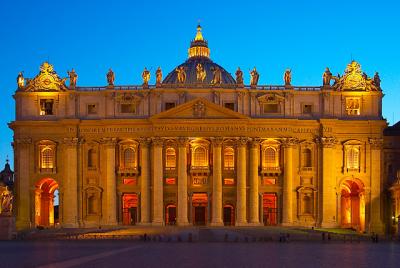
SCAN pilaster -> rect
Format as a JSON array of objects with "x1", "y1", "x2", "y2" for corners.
[{"x1": 369, "y1": 138, "x2": 384, "y2": 233}]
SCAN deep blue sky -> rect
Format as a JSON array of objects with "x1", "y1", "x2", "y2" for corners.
[{"x1": 0, "y1": 0, "x2": 399, "y2": 168}]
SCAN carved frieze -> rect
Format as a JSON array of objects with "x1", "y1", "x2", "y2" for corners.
[
  {"x1": 317, "y1": 137, "x2": 337, "y2": 148},
  {"x1": 281, "y1": 137, "x2": 299, "y2": 148}
]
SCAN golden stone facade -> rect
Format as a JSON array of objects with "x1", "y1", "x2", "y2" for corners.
[{"x1": 10, "y1": 26, "x2": 389, "y2": 233}]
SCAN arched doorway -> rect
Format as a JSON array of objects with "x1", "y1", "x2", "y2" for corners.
[
  {"x1": 192, "y1": 193, "x2": 208, "y2": 226},
  {"x1": 165, "y1": 204, "x2": 177, "y2": 225},
  {"x1": 223, "y1": 204, "x2": 235, "y2": 226},
  {"x1": 340, "y1": 180, "x2": 365, "y2": 232},
  {"x1": 263, "y1": 193, "x2": 277, "y2": 225},
  {"x1": 35, "y1": 178, "x2": 59, "y2": 227}
]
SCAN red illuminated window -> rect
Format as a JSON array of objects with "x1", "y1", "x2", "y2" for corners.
[
  {"x1": 165, "y1": 178, "x2": 176, "y2": 185},
  {"x1": 263, "y1": 177, "x2": 276, "y2": 185},
  {"x1": 123, "y1": 178, "x2": 136, "y2": 185},
  {"x1": 224, "y1": 178, "x2": 235, "y2": 185}
]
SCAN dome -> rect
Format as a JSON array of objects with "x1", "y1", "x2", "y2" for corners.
[{"x1": 162, "y1": 25, "x2": 236, "y2": 85}]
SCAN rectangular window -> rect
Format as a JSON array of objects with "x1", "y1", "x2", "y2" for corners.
[
  {"x1": 87, "y1": 104, "x2": 97, "y2": 115},
  {"x1": 123, "y1": 178, "x2": 137, "y2": 185},
  {"x1": 121, "y1": 103, "x2": 136, "y2": 114},
  {"x1": 193, "y1": 177, "x2": 207, "y2": 185},
  {"x1": 224, "y1": 102, "x2": 235, "y2": 111},
  {"x1": 224, "y1": 178, "x2": 235, "y2": 185},
  {"x1": 165, "y1": 102, "x2": 176, "y2": 111},
  {"x1": 263, "y1": 103, "x2": 278, "y2": 114},
  {"x1": 345, "y1": 98, "x2": 360, "y2": 115},
  {"x1": 40, "y1": 99, "x2": 54, "y2": 115},
  {"x1": 302, "y1": 104, "x2": 312, "y2": 114},
  {"x1": 263, "y1": 177, "x2": 276, "y2": 185},
  {"x1": 165, "y1": 178, "x2": 176, "y2": 185}
]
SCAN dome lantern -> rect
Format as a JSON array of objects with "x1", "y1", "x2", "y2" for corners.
[{"x1": 188, "y1": 24, "x2": 210, "y2": 59}]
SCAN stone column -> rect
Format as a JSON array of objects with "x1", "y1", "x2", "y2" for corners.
[
  {"x1": 249, "y1": 138, "x2": 261, "y2": 225},
  {"x1": 320, "y1": 137, "x2": 338, "y2": 227},
  {"x1": 236, "y1": 137, "x2": 248, "y2": 226},
  {"x1": 152, "y1": 138, "x2": 164, "y2": 225},
  {"x1": 139, "y1": 138, "x2": 151, "y2": 225},
  {"x1": 211, "y1": 137, "x2": 223, "y2": 226},
  {"x1": 62, "y1": 138, "x2": 79, "y2": 227},
  {"x1": 369, "y1": 138, "x2": 384, "y2": 233},
  {"x1": 282, "y1": 138, "x2": 297, "y2": 225},
  {"x1": 15, "y1": 138, "x2": 32, "y2": 230},
  {"x1": 101, "y1": 138, "x2": 118, "y2": 225},
  {"x1": 177, "y1": 138, "x2": 189, "y2": 225}
]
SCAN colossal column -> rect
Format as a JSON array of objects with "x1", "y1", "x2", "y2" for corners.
[
  {"x1": 282, "y1": 137, "x2": 297, "y2": 225},
  {"x1": 369, "y1": 138, "x2": 384, "y2": 233},
  {"x1": 62, "y1": 138, "x2": 79, "y2": 227},
  {"x1": 236, "y1": 137, "x2": 248, "y2": 226},
  {"x1": 152, "y1": 138, "x2": 164, "y2": 225},
  {"x1": 15, "y1": 138, "x2": 32, "y2": 230},
  {"x1": 249, "y1": 138, "x2": 260, "y2": 225},
  {"x1": 320, "y1": 137, "x2": 338, "y2": 227},
  {"x1": 139, "y1": 138, "x2": 151, "y2": 224},
  {"x1": 177, "y1": 138, "x2": 189, "y2": 225},
  {"x1": 101, "y1": 138, "x2": 117, "y2": 225},
  {"x1": 211, "y1": 137, "x2": 223, "y2": 226}
]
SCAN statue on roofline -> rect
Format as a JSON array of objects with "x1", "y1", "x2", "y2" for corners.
[
  {"x1": 107, "y1": 68, "x2": 115, "y2": 86},
  {"x1": 196, "y1": 63, "x2": 206, "y2": 82},
  {"x1": 17, "y1": 72, "x2": 25, "y2": 89},
  {"x1": 176, "y1": 66, "x2": 186, "y2": 84},
  {"x1": 142, "y1": 67, "x2": 150, "y2": 87},
  {"x1": 235, "y1": 67, "x2": 243, "y2": 86},
  {"x1": 322, "y1": 67, "x2": 332, "y2": 86},
  {"x1": 67, "y1": 69, "x2": 78, "y2": 89},
  {"x1": 284, "y1": 69, "x2": 292, "y2": 86},
  {"x1": 156, "y1": 67, "x2": 163, "y2": 87},
  {"x1": 250, "y1": 67, "x2": 259, "y2": 87},
  {"x1": 373, "y1": 72, "x2": 381, "y2": 89},
  {"x1": 211, "y1": 66, "x2": 222, "y2": 85}
]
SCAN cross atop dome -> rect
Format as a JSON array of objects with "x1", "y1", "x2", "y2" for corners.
[{"x1": 188, "y1": 24, "x2": 210, "y2": 59}]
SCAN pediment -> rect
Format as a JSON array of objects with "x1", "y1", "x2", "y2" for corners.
[
  {"x1": 257, "y1": 93, "x2": 285, "y2": 103},
  {"x1": 150, "y1": 98, "x2": 248, "y2": 120}
]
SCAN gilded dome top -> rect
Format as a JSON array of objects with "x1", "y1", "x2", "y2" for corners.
[{"x1": 163, "y1": 25, "x2": 235, "y2": 85}]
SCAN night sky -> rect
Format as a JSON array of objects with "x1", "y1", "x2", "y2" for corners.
[{"x1": 1, "y1": 0, "x2": 399, "y2": 167}]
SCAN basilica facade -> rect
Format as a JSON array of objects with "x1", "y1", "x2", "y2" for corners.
[{"x1": 11, "y1": 25, "x2": 389, "y2": 233}]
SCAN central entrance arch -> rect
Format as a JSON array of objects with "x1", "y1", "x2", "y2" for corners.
[
  {"x1": 192, "y1": 193, "x2": 208, "y2": 225},
  {"x1": 340, "y1": 179, "x2": 365, "y2": 232},
  {"x1": 35, "y1": 178, "x2": 59, "y2": 227}
]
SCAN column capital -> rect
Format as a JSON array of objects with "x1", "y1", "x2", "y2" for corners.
[
  {"x1": 369, "y1": 138, "x2": 383, "y2": 150},
  {"x1": 317, "y1": 136, "x2": 337, "y2": 148},
  {"x1": 62, "y1": 137, "x2": 80, "y2": 147},
  {"x1": 250, "y1": 137, "x2": 261, "y2": 148},
  {"x1": 152, "y1": 137, "x2": 164, "y2": 147},
  {"x1": 14, "y1": 138, "x2": 32, "y2": 145},
  {"x1": 281, "y1": 137, "x2": 299, "y2": 148},
  {"x1": 211, "y1": 137, "x2": 224, "y2": 147},
  {"x1": 176, "y1": 137, "x2": 189, "y2": 147},
  {"x1": 139, "y1": 137, "x2": 151, "y2": 146},
  {"x1": 100, "y1": 137, "x2": 118, "y2": 147},
  {"x1": 236, "y1": 137, "x2": 249, "y2": 147}
]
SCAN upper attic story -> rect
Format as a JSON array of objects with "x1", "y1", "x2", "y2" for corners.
[{"x1": 12, "y1": 25, "x2": 384, "y2": 121}]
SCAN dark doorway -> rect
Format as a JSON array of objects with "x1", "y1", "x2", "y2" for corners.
[
  {"x1": 194, "y1": 207, "x2": 206, "y2": 225},
  {"x1": 122, "y1": 194, "x2": 138, "y2": 225},
  {"x1": 223, "y1": 205, "x2": 234, "y2": 226},
  {"x1": 166, "y1": 205, "x2": 176, "y2": 225}
]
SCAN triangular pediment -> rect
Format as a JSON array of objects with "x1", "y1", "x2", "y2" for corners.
[{"x1": 150, "y1": 98, "x2": 248, "y2": 120}]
